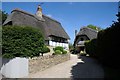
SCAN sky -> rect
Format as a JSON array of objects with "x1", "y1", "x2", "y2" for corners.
[
  {"x1": 1, "y1": 0, "x2": 120, "y2": 2},
  {"x1": 2, "y1": 2, "x2": 118, "y2": 43}
]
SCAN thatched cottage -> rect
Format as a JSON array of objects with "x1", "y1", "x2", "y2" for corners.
[
  {"x1": 3, "y1": 5, "x2": 70, "y2": 49},
  {"x1": 74, "y1": 27, "x2": 98, "y2": 52}
]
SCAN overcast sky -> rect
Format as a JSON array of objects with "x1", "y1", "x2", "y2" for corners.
[{"x1": 2, "y1": 2, "x2": 118, "y2": 43}]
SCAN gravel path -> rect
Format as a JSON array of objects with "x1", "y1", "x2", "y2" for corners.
[{"x1": 27, "y1": 54, "x2": 104, "y2": 78}]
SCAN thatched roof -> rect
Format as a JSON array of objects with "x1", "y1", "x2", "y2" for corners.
[
  {"x1": 77, "y1": 27, "x2": 98, "y2": 39},
  {"x1": 3, "y1": 9, "x2": 70, "y2": 40},
  {"x1": 74, "y1": 27, "x2": 98, "y2": 46}
]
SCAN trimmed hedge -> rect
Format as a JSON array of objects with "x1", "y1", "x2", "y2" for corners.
[
  {"x1": 2, "y1": 25, "x2": 45, "y2": 58},
  {"x1": 85, "y1": 39, "x2": 97, "y2": 58},
  {"x1": 97, "y1": 12, "x2": 120, "y2": 68}
]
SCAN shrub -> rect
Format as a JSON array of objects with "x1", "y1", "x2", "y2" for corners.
[
  {"x1": 54, "y1": 50, "x2": 62, "y2": 55},
  {"x1": 40, "y1": 46, "x2": 50, "y2": 53},
  {"x1": 53, "y1": 46, "x2": 68, "y2": 55},
  {"x1": 85, "y1": 39, "x2": 97, "y2": 58},
  {"x1": 62, "y1": 50, "x2": 67, "y2": 54},
  {"x1": 80, "y1": 51, "x2": 86, "y2": 56},
  {"x1": 97, "y1": 12, "x2": 120, "y2": 68},
  {"x1": 53, "y1": 46, "x2": 64, "y2": 52},
  {"x1": 2, "y1": 25, "x2": 45, "y2": 58},
  {"x1": 69, "y1": 43, "x2": 74, "y2": 52}
]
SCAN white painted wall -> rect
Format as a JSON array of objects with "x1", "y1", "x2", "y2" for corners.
[
  {"x1": 1, "y1": 57, "x2": 28, "y2": 78},
  {"x1": 49, "y1": 40, "x2": 69, "y2": 50},
  {"x1": 49, "y1": 41, "x2": 53, "y2": 46}
]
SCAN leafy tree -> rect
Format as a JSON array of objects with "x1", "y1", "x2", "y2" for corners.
[
  {"x1": 69, "y1": 43, "x2": 74, "y2": 51},
  {"x1": 87, "y1": 24, "x2": 102, "y2": 31},
  {"x1": 116, "y1": 12, "x2": 120, "y2": 22},
  {"x1": 0, "y1": 10, "x2": 8, "y2": 24}
]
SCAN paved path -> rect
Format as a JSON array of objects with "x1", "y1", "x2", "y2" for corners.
[{"x1": 27, "y1": 54, "x2": 104, "y2": 78}]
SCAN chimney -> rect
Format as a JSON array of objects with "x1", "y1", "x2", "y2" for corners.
[
  {"x1": 36, "y1": 5, "x2": 43, "y2": 19},
  {"x1": 75, "y1": 30, "x2": 77, "y2": 37}
]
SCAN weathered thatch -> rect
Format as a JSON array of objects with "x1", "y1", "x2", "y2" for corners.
[
  {"x1": 3, "y1": 9, "x2": 70, "y2": 40},
  {"x1": 74, "y1": 27, "x2": 98, "y2": 46},
  {"x1": 77, "y1": 27, "x2": 97, "y2": 39}
]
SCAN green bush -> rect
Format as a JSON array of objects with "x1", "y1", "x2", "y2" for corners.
[
  {"x1": 40, "y1": 46, "x2": 50, "y2": 53},
  {"x1": 62, "y1": 50, "x2": 67, "y2": 54},
  {"x1": 53, "y1": 46, "x2": 64, "y2": 52},
  {"x1": 85, "y1": 39, "x2": 97, "y2": 58},
  {"x1": 80, "y1": 51, "x2": 86, "y2": 56},
  {"x1": 53, "y1": 46, "x2": 68, "y2": 55},
  {"x1": 54, "y1": 50, "x2": 62, "y2": 55},
  {"x1": 2, "y1": 25, "x2": 45, "y2": 58},
  {"x1": 97, "y1": 12, "x2": 120, "y2": 68}
]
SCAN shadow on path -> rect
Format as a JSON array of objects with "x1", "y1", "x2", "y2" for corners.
[{"x1": 71, "y1": 56, "x2": 104, "y2": 79}]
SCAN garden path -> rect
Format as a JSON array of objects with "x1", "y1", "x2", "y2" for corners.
[{"x1": 27, "y1": 54, "x2": 104, "y2": 78}]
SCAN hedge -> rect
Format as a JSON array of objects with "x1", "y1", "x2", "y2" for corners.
[
  {"x1": 97, "y1": 16, "x2": 120, "y2": 68},
  {"x1": 2, "y1": 25, "x2": 46, "y2": 58},
  {"x1": 85, "y1": 39, "x2": 97, "y2": 58}
]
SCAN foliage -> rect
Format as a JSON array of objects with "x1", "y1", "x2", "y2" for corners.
[
  {"x1": 85, "y1": 39, "x2": 97, "y2": 58},
  {"x1": 53, "y1": 46, "x2": 64, "y2": 52},
  {"x1": 80, "y1": 51, "x2": 86, "y2": 56},
  {"x1": 54, "y1": 50, "x2": 62, "y2": 54},
  {"x1": 40, "y1": 46, "x2": 50, "y2": 53},
  {"x1": 97, "y1": 12, "x2": 120, "y2": 68},
  {"x1": 87, "y1": 24, "x2": 102, "y2": 31},
  {"x1": 53, "y1": 46, "x2": 68, "y2": 55},
  {"x1": 0, "y1": 10, "x2": 8, "y2": 24},
  {"x1": 62, "y1": 50, "x2": 67, "y2": 54},
  {"x1": 2, "y1": 25, "x2": 45, "y2": 58},
  {"x1": 69, "y1": 43, "x2": 74, "y2": 51}
]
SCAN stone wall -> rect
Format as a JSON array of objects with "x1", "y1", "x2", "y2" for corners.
[{"x1": 29, "y1": 54, "x2": 70, "y2": 74}]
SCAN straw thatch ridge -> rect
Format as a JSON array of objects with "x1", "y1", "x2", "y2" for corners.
[
  {"x1": 3, "y1": 9, "x2": 70, "y2": 40},
  {"x1": 74, "y1": 27, "x2": 98, "y2": 46}
]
